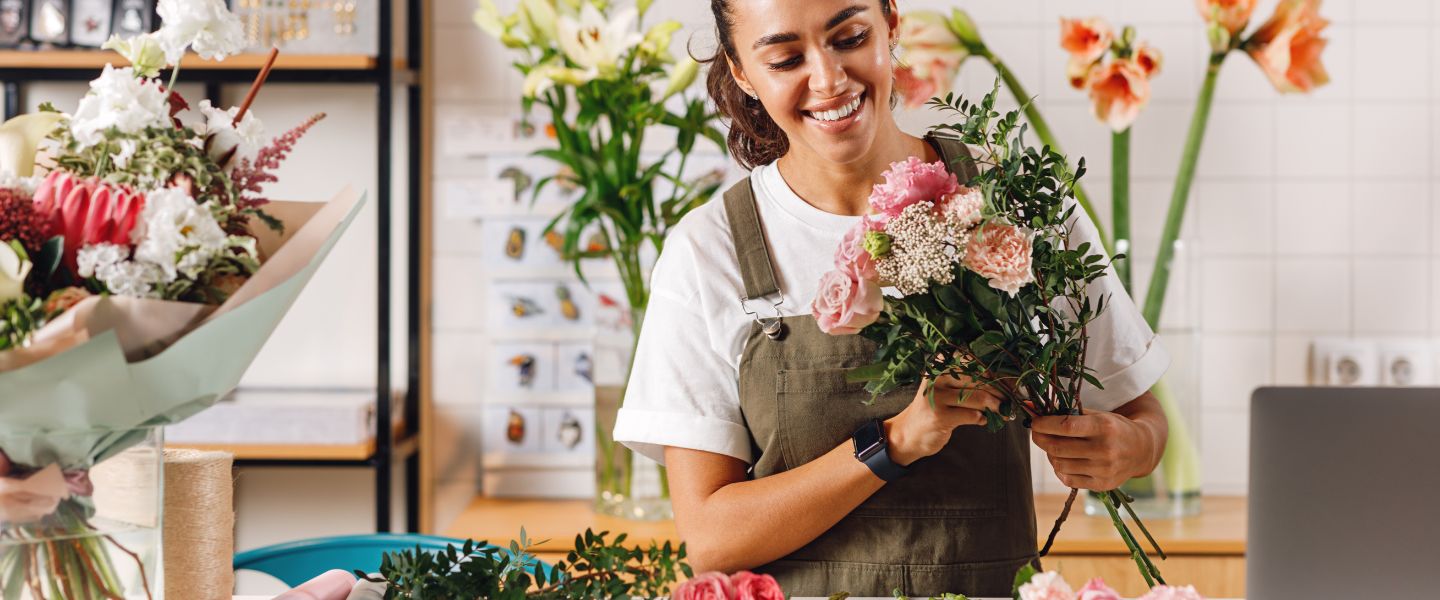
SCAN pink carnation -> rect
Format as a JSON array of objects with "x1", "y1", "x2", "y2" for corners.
[
  {"x1": 671, "y1": 572, "x2": 736, "y2": 600},
  {"x1": 835, "y1": 217, "x2": 883, "y2": 281},
  {"x1": 963, "y1": 223, "x2": 1035, "y2": 296},
  {"x1": 1019, "y1": 571, "x2": 1076, "y2": 600},
  {"x1": 940, "y1": 186, "x2": 984, "y2": 228},
  {"x1": 1076, "y1": 577, "x2": 1122, "y2": 600},
  {"x1": 869, "y1": 157, "x2": 960, "y2": 218},
  {"x1": 730, "y1": 571, "x2": 784, "y2": 600},
  {"x1": 812, "y1": 269, "x2": 882, "y2": 335},
  {"x1": 1137, "y1": 585, "x2": 1206, "y2": 600}
]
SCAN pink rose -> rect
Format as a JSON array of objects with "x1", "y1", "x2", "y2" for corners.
[
  {"x1": 1087, "y1": 58, "x2": 1152, "y2": 132},
  {"x1": 869, "y1": 157, "x2": 961, "y2": 218},
  {"x1": 1077, "y1": 577, "x2": 1122, "y2": 600},
  {"x1": 1019, "y1": 571, "x2": 1076, "y2": 600},
  {"x1": 671, "y1": 571, "x2": 736, "y2": 600},
  {"x1": 729, "y1": 571, "x2": 784, "y2": 600},
  {"x1": 812, "y1": 269, "x2": 882, "y2": 335},
  {"x1": 835, "y1": 217, "x2": 882, "y2": 280},
  {"x1": 963, "y1": 223, "x2": 1035, "y2": 296},
  {"x1": 1245, "y1": 0, "x2": 1329, "y2": 93},
  {"x1": 1137, "y1": 585, "x2": 1206, "y2": 600},
  {"x1": 939, "y1": 186, "x2": 984, "y2": 228},
  {"x1": 0, "y1": 464, "x2": 69, "y2": 525}
]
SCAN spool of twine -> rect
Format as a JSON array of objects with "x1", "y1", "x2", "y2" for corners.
[{"x1": 162, "y1": 449, "x2": 235, "y2": 600}]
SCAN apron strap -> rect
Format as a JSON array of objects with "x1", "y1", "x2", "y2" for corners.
[
  {"x1": 723, "y1": 177, "x2": 782, "y2": 301},
  {"x1": 925, "y1": 131, "x2": 980, "y2": 182}
]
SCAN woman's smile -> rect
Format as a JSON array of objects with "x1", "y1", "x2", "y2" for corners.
[{"x1": 800, "y1": 90, "x2": 868, "y2": 134}]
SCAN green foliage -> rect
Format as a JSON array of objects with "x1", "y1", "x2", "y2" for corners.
[
  {"x1": 848, "y1": 80, "x2": 1119, "y2": 421},
  {"x1": 364, "y1": 528, "x2": 689, "y2": 599},
  {"x1": 0, "y1": 296, "x2": 42, "y2": 350},
  {"x1": 1011, "y1": 563, "x2": 1038, "y2": 600}
]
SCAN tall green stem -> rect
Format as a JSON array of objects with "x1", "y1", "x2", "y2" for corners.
[
  {"x1": 1112, "y1": 128, "x2": 1132, "y2": 291},
  {"x1": 982, "y1": 51, "x2": 1112, "y2": 255},
  {"x1": 1142, "y1": 53, "x2": 1226, "y2": 328}
]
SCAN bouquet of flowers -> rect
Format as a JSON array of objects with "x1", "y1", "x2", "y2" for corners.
[
  {"x1": 811, "y1": 84, "x2": 1166, "y2": 587},
  {"x1": 0, "y1": 1, "x2": 363, "y2": 597}
]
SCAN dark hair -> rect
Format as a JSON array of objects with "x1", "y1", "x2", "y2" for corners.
[{"x1": 700, "y1": 0, "x2": 894, "y2": 170}]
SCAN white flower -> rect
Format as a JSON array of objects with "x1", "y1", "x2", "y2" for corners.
[
  {"x1": 556, "y1": 3, "x2": 642, "y2": 76},
  {"x1": 874, "y1": 201, "x2": 970, "y2": 295},
  {"x1": 95, "y1": 260, "x2": 164, "y2": 298},
  {"x1": 69, "y1": 65, "x2": 171, "y2": 149},
  {"x1": 111, "y1": 138, "x2": 139, "y2": 169},
  {"x1": 76, "y1": 243, "x2": 130, "y2": 278},
  {"x1": 522, "y1": 63, "x2": 595, "y2": 98},
  {"x1": 197, "y1": 99, "x2": 264, "y2": 170},
  {"x1": 131, "y1": 187, "x2": 229, "y2": 281},
  {"x1": 0, "y1": 241, "x2": 31, "y2": 303},
  {"x1": 156, "y1": 0, "x2": 246, "y2": 62},
  {"x1": 102, "y1": 33, "x2": 169, "y2": 78}
]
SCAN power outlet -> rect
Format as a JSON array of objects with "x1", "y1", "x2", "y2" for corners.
[
  {"x1": 1309, "y1": 338, "x2": 1380, "y2": 386},
  {"x1": 1378, "y1": 339, "x2": 1434, "y2": 386}
]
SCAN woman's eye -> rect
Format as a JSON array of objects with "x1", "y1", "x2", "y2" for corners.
[
  {"x1": 767, "y1": 56, "x2": 802, "y2": 71},
  {"x1": 835, "y1": 31, "x2": 869, "y2": 49}
]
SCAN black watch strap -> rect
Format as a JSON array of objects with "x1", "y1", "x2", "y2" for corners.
[
  {"x1": 862, "y1": 444, "x2": 908, "y2": 482},
  {"x1": 854, "y1": 419, "x2": 908, "y2": 482}
]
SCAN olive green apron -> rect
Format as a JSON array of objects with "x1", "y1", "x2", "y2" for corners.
[{"x1": 724, "y1": 133, "x2": 1039, "y2": 598}]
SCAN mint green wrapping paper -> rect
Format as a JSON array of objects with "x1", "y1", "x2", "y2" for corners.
[{"x1": 0, "y1": 187, "x2": 366, "y2": 469}]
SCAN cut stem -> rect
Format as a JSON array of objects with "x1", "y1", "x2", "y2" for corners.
[
  {"x1": 235, "y1": 47, "x2": 281, "y2": 126},
  {"x1": 1039, "y1": 487, "x2": 1078, "y2": 557},
  {"x1": 1112, "y1": 128, "x2": 1132, "y2": 291}
]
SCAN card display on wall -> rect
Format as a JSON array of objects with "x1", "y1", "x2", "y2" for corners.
[
  {"x1": 488, "y1": 280, "x2": 600, "y2": 332},
  {"x1": 480, "y1": 217, "x2": 566, "y2": 270},
  {"x1": 488, "y1": 154, "x2": 582, "y2": 207},
  {"x1": 483, "y1": 406, "x2": 544, "y2": 454},
  {"x1": 489, "y1": 342, "x2": 557, "y2": 393},
  {"x1": 483, "y1": 405, "x2": 595, "y2": 458},
  {"x1": 555, "y1": 342, "x2": 596, "y2": 393},
  {"x1": 542, "y1": 407, "x2": 593, "y2": 453}
]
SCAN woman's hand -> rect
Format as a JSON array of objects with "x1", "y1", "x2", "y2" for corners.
[
  {"x1": 884, "y1": 374, "x2": 1001, "y2": 466},
  {"x1": 1030, "y1": 393, "x2": 1167, "y2": 491}
]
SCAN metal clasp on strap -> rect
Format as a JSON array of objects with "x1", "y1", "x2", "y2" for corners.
[{"x1": 740, "y1": 292, "x2": 788, "y2": 341}]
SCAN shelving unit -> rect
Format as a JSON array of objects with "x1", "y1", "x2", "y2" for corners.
[{"x1": 0, "y1": 1, "x2": 427, "y2": 534}]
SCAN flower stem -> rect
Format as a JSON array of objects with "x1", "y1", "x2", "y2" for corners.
[
  {"x1": 1142, "y1": 53, "x2": 1227, "y2": 328},
  {"x1": 1112, "y1": 128, "x2": 1132, "y2": 291},
  {"x1": 981, "y1": 51, "x2": 1112, "y2": 255},
  {"x1": 166, "y1": 64, "x2": 183, "y2": 96}
]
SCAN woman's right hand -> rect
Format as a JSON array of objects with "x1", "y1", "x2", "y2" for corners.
[{"x1": 884, "y1": 374, "x2": 1002, "y2": 466}]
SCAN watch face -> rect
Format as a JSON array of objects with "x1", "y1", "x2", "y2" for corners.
[{"x1": 852, "y1": 419, "x2": 885, "y2": 459}]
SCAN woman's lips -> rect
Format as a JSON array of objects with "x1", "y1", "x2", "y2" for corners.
[{"x1": 801, "y1": 91, "x2": 867, "y2": 133}]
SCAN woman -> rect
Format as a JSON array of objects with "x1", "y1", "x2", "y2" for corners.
[{"x1": 611, "y1": 0, "x2": 1171, "y2": 596}]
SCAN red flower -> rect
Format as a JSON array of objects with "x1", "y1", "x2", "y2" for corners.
[
  {"x1": 32, "y1": 171, "x2": 145, "y2": 272},
  {"x1": 0, "y1": 188, "x2": 47, "y2": 254}
]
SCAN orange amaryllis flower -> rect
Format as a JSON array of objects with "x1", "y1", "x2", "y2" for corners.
[
  {"x1": 1135, "y1": 43, "x2": 1163, "y2": 77},
  {"x1": 1060, "y1": 17, "x2": 1113, "y2": 89},
  {"x1": 1088, "y1": 59, "x2": 1151, "y2": 132},
  {"x1": 1245, "y1": 0, "x2": 1329, "y2": 93},
  {"x1": 1195, "y1": 0, "x2": 1258, "y2": 35},
  {"x1": 894, "y1": 11, "x2": 968, "y2": 109}
]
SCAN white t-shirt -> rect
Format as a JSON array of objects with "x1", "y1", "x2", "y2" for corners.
[{"x1": 612, "y1": 160, "x2": 1170, "y2": 466}]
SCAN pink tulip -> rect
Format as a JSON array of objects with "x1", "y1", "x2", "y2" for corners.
[
  {"x1": 1086, "y1": 58, "x2": 1151, "y2": 132},
  {"x1": 31, "y1": 171, "x2": 145, "y2": 272},
  {"x1": 1245, "y1": 0, "x2": 1329, "y2": 93},
  {"x1": 1060, "y1": 17, "x2": 1113, "y2": 89},
  {"x1": 1195, "y1": 0, "x2": 1258, "y2": 35},
  {"x1": 671, "y1": 571, "x2": 736, "y2": 600},
  {"x1": 812, "y1": 269, "x2": 883, "y2": 335},
  {"x1": 730, "y1": 571, "x2": 784, "y2": 600}
]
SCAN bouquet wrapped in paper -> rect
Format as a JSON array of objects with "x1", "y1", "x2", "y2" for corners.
[
  {"x1": 0, "y1": 1, "x2": 363, "y2": 597},
  {"x1": 812, "y1": 84, "x2": 1167, "y2": 587}
]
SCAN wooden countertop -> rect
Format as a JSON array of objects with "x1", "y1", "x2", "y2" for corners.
[{"x1": 443, "y1": 494, "x2": 1245, "y2": 556}]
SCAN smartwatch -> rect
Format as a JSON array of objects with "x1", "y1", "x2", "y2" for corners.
[{"x1": 852, "y1": 418, "x2": 908, "y2": 482}]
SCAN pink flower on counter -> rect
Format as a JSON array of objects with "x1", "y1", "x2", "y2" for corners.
[
  {"x1": 1195, "y1": 0, "x2": 1258, "y2": 35},
  {"x1": 964, "y1": 223, "x2": 1035, "y2": 296},
  {"x1": 811, "y1": 269, "x2": 882, "y2": 335},
  {"x1": 1137, "y1": 584, "x2": 1206, "y2": 600},
  {"x1": 1076, "y1": 577, "x2": 1123, "y2": 600},
  {"x1": 671, "y1": 571, "x2": 736, "y2": 600},
  {"x1": 835, "y1": 217, "x2": 883, "y2": 281},
  {"x1": 1060, "y1": 17, "x2": 1113, "y2": 88},
  {"x1": 870, "y1": 157, "x2": 961, "y2": 218},
  {"x1": 729, "y1": 571, "x2": 784, "y2": 600},
  {"x1": 31, "y1": 171, "x2": 145, "y2": 272},
  {"x1": 1086, "y1": 58, "x2": 1151, "y2": 132},
  {"x1": 1245, "y1": 0, "x2": 1329, "y2": 93},
  {"x1": 1018, "y1": 570, "x2": 1076, "y2": 600},
  {"x1": 894, "y1": 11, "x2": 968, "y2": 109}
]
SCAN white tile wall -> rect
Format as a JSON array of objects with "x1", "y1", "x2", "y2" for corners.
[{"x1": 430, "y1": 0, "x2": 1440, "y2": 507}]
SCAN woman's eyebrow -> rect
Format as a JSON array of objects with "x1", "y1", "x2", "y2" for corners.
[{"x1": 751, "y1": 4, "x2": 870, "y2": 50}]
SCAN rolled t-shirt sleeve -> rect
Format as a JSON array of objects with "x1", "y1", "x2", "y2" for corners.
[{"x1": 1059, "y1": 200, "x2": 1171, "y2": 413}]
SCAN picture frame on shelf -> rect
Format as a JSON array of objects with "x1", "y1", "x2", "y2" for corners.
[{"x1": 69, "y1": 0, "x2": 114, "y2": 47}]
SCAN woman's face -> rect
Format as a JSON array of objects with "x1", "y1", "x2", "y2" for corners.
[{"x1": 726, "y1": 0, "x2": 899, "y2": 166}]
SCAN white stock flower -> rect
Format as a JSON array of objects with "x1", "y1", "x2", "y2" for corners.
[
  {"x1": 111, "y1": 138, "x2": 139, "y2": 169},
  {"x1": 96, "y1": 260, "x2": 164, "y2": 298},
  {"x1": 69, "y1": 65, "x2": 171, "y2": 149},
  {"x1": 132, "y1": 187, "x2": 228, "y2": 281},
  {"x1": 76, "y1": 243, "x2": 130, "y2": 278},
  {"x1": 556, "y1": 3, "x2": 642, "y2": 76},
  {"x1": 197, "y1": 99, "x2": 264, "y2": 169},
  {"x1": 156, "y1": 0, "x2": 247, "y2": 62}
]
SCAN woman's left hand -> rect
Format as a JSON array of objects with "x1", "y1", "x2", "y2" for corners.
[{"x1": 1030, "y1": 409, "x2": 1162, "y2": 492}]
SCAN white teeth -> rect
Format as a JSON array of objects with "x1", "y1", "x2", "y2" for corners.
[{"x1": 808, "y1": 95, "x2": 862, "y2": 122}]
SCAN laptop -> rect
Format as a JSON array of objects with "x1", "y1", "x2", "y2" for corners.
[{"x1": 1248, "y1": 387, "x2": 1440, "y2": 599}]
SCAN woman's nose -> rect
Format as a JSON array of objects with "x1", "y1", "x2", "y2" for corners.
[{"x1": 808, "y1": 51, "x2": 850, "y2": 97}]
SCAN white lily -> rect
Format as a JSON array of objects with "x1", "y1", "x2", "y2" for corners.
[
  {"x1": 638, "y1": 20, "x2": 682, "y2": 64},
  {"x1": 518, "y1": 0, "x2": 558, "y2": 46},
  {"x1": 524, "y1": 63, "x2": 596, "y2": 98},
  {"x1": 659, "y1": 57, "x2": 699, "y2": 100},
  {"x1": 0, "y1": 112, "x2": 65, "y2": 177},
  {"x1": 0, "y1": 241, "x2": 31, "y2": 304},
  {"x1": 556, "y1": 3, "x2": 642, "y2": 76}
]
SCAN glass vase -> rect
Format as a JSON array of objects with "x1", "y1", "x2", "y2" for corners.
[
  {"x1": 594, "y1": 384, "x2": 672, "y2": 521},
  {"x1": 0, "y1": 427, "x2": 164, "y2": 599},
  {"x1": 1085, "y1": 237, "x2": 1203, "y2": 519}
]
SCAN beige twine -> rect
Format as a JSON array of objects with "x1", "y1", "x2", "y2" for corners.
[{"x1": 162, "y1": 449, "x2": 235, "y2": 600}]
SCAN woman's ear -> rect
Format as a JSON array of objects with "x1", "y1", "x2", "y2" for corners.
[
  {"x1": 886, "y1": 0, "x2": 900, "y2": 38},
  {"x1": 727, "y1": 54, "x2": 756, "y2": 99}
]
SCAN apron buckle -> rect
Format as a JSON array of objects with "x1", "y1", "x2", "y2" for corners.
[{"x1": 740, "y1": 293, "x2": 788, "y2": 341}]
